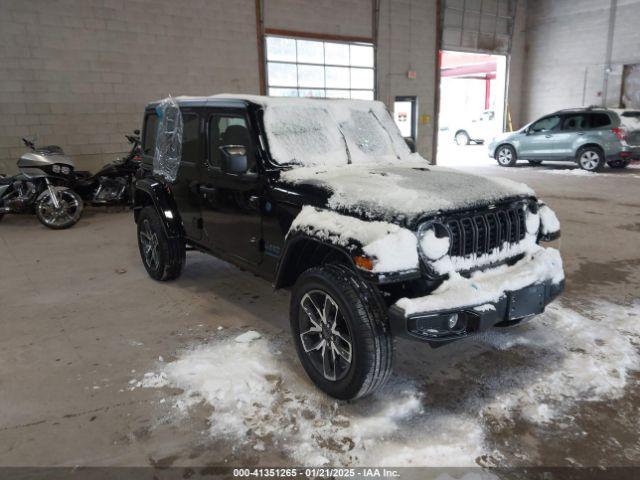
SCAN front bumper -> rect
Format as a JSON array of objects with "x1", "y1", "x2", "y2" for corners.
[
  {"x1": 388, "y1": 247, "x2": 565, "y2": 346},
  {"x1": 389, "y1": 280, "x2": 563, "y2": 346}
]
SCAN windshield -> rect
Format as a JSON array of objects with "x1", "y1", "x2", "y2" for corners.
[{"x1": 262, "y1": 100, "x2": 412, "y2": 167}]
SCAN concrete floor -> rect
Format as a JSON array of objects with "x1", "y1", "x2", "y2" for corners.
[{"x1": 1, "y1": 161, "x2": 639, "y2": 469}]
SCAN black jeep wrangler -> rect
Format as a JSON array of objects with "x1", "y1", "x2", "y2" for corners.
[{"x1": 134, "y1": 94, "x2": 564, "y2": 400}]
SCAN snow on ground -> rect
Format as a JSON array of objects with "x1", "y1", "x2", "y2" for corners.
[{"x1": 139, "y1": 301, "x2": 640, "y2": 467}]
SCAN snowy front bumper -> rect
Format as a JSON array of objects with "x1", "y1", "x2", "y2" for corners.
[{"x1": 388, "y1": 247, "x2": 565, "y2": 344}]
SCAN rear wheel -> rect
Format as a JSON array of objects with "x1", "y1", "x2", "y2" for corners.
[
  {"x1": 290, "y1": 264, "x2": 392, "y2": 400},
  {"x1": 137, "y1": 206, "x2": 185, "y2": 281},
  {"x1": 495, "y1": 144, "x2": 517, "y2": 167},
  {"x1": 35, "y1": 188, "x2": 83, "y2": 229},
  {"x1": 455, "y1": 131, "x2": 470, "y2": 146},
  {"x1": 607, "y1": 159, "x2": 630, "y2": 169},
  {"x1": 577, "y1": 146, "x2": 605, "y2": 172}
]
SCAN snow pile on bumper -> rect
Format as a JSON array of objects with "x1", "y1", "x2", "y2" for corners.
[{"x1": 396, "y1": 246, "x2": 564, "y2": 316}]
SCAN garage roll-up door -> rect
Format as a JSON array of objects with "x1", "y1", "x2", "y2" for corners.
[{"x1": 441, "y1": 0, "x2": 516, "y2": 54}]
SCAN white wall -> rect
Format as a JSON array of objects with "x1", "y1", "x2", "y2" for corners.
[{"x1": 521, "y1": 0, "x2": 640, "y2": 124}]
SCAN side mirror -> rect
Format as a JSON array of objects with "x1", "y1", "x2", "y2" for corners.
[
  {"x1": 134, "y1": 129, "x2": 140, "y2": 135},
  {"x1": 219, "y1": 145, "x2": 248, "y2": 174}
]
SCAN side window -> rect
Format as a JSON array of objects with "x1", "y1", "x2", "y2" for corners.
[
  {"x1": 208, "y1": 114, "x2": 255, "y2": 170},
  {"x1": 181, "y1": 113, "x2": 201, "y2": 163},
  {"x1": 589, "y1": 113, "x2": 612, "y2": 129},
  {"x1": 561, "y1": 114, "x2": 588, "y2": 131},
  {"x1": 142, "y1": 112, "x2": 158, "y2": 156},
  {"x1": 530, "y1": 115, "x2": 561, "y2": 133}
]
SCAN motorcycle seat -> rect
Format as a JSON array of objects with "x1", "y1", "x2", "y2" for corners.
[{"x1": 35, "y1": 145, "x2": 65, "y2": 155}]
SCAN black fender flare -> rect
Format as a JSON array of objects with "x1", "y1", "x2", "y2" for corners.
[
  {"x1": 133, "y1": 177, "x2": 183, "y2": 238},
  {"x1": 274, "y1": 232, "x2": 358, "y2": 289}
]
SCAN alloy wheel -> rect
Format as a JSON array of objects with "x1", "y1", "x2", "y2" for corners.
[
  {"x1": 579, "y1": 150, "x2": 600, "y2": 171},
  {"x1": 37, "y1": 190, "x2": 81, "y2": 227},
  {"x1": 139, "y1": 219, "x2": 160, "y2": 270},
  {"x1": 298, "y1": 289, "x2": 353, "y2": 382},
  {"x1": 497, "y1": 147, "x2": 513, "y2": 165}
]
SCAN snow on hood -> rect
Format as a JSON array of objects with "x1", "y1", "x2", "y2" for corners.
[{"x1": 280, "y1": 161, "x2": 535, "y2": 223}]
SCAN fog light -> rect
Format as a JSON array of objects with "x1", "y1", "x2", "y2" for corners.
[{"x1": 448, "y1": 313, "x2": 458, "y2": 329}]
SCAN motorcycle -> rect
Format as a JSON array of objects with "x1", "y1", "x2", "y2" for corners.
[
  {"x1": 0, "y1": 138, "x2": 83, "y2": 229},
  {"x1": 73, "y1": 130, "x2": 141, "y2": 206}
]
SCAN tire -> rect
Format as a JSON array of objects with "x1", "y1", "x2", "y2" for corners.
[
  {"x1": 290, "y1": 263, "x2": 393, "y2": 400},
  {"x1": 455, "y1": 131, "x2": 470, "y2": 146},
  {"x1": 577, "y1": 146, "x2": 605, "y2": 172},
  {"x1": 607, "y1": 159, "x2": 630, "y2": 169},
  {"x1": 35, "y1": 188, "x2": 83, "y2": 229},
  {"x1": 495, "y1": 144, "x2": 517, "y2": 167},
  {"x1": 137, "y1": 206, "x2": 185, "y2": 281},
  {"x1": 528, "y1": 160, "x2": 543, "y2": 166}
]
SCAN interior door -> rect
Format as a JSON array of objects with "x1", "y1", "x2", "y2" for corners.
[
  {"x1": 199, "y1": 109, "x2": 262, "y2": 265},
  {"x1": 172, "y1": 109, "x2": 203, "y2": 240},
  {"x1": 519, "y1": 115, "x2": 562, "y2": 159}
]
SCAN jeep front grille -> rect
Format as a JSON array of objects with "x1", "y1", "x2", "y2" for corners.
[{"x1": 445, "y1": 204, "x2": 526, "y2": 257}]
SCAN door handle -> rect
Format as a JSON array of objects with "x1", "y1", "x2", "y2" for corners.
[
  {"x1": 577, "y1": 132, "x2": 585, "y2": 135},
  {"x1": 545, "y1": 134, "x2": 553, "y2": 138},
  {"x1": 199, "y1": 185, "x2": 216, "y2": 195}
]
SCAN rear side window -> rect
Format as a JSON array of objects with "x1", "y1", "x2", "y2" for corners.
[
  {"x1": 142, "y1": 112, "x2": 158, "y2": 155},
  {"x1": 561, "y1": 114, "x2": 588, "y2": 131},
  {"x1": 589, "y1": 113, "x2": 612, "y2": 128},
  {"x1": 181, "y1": 113, "x2": 201, "y2": 163}
]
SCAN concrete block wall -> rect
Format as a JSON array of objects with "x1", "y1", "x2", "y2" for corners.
[
  {"x1": 0, "y1": 0, "x2": 260, "y2": 174},
  {"x1": 377, "y1": 0, "x2": 439, "y2": 161},
  {"x1": 520, "y1": 0, "x2": 640, "y2": 124},
  {"x1": 264, "y1": 0, "x2": 373, "y2": 38},
  {"x1": 0, "y1": 0, "x2": 439, "y2": 173}
]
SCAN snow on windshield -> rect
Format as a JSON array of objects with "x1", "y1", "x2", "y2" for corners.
[{"x1": 261, "y1": 99, "x2": 412, "y2": 166}]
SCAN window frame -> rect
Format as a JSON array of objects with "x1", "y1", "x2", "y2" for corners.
[
  {"x1": 206, "y1": 110, "x2": 255, "y2": 171},
  {"x1": 141, "y1": 111, "x2": 159, "y2": 157},
  {"x1": 264, "y1": 34, "x2": 375, "y2": 100}
]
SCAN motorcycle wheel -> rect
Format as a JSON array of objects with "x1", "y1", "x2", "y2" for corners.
[{"x1": 35, "y1": 188, "x2": 83, "y2": 229}]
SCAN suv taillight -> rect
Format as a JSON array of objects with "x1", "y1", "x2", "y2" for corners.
[{"x1": 612, "y1": 127, "x2": 626, "y2": 140}]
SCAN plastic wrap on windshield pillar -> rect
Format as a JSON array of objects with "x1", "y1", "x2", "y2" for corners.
[
  {"x1": 623, "y1": 65, "x2": 640, "y2": 109},
  {"x1": 153, "y1": 96, "x2": 182, "y2": 182}
]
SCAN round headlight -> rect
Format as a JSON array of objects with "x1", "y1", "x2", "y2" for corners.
[
  {"x1": 60, "y1": 165, "x2": 70, "y2": 175},
  {"x1": 417, "y1": 221, "x2": 451, "y2": 261},
  {"x1": 52, "y1": 164, "x2": 61, "y2": 173}
]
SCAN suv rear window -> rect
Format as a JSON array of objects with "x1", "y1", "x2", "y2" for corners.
[
  {"x1": 589, "y1": 113, "x2": 611, "y2": 128},
  {"x1": 142, "y1": 112, "x2": 158, "y2": 156}
]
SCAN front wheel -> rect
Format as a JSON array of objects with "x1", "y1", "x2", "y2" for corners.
[
  {"x1": 455, "y1": 131, "x2": 470, "y2": 146},
  {"x1": 290, "y1": 264, "x2": 393, "y2": 400},
  {"x1": 137, "y1": 206, "x2": 185, "y2": 281},
  {"x1": 495, "y1": 144, "x2": 517, "y2": 167},
  {"x1": 35, "y1": 188, "x2": 83, "y2": 229},
  {"x1": 577, "y1": 147, "x2": 605, "y2": 172}
]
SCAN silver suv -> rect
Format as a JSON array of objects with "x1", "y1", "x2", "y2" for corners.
[{"x1": 488, "y1": 108, "x2": 640, "y2": 172}]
